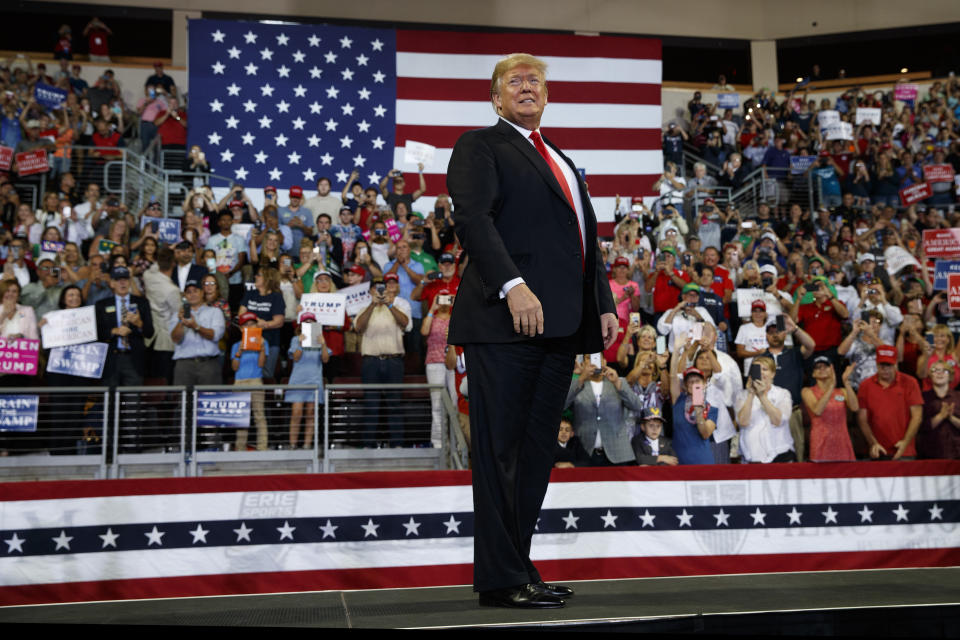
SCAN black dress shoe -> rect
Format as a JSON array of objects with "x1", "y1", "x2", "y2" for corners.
[
  {"x1": 479, "y1": 583, "x2": 565, "y2": 608},
  {"x1": 534, "y1": 581, "x2": 575, "y2": 598}
]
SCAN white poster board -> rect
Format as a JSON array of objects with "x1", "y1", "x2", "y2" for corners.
[
  {"x1": 40, "y1": 306, "x2": 98, "y2": 349},
  {"x1": 340, "y1": 282, "x2": 373, "y2": 316},
  {"x1": 299, "y1": 293, "x2": 346, "y2": 327},
  {"x1": 883, "y1": 245, "x2": 920, "y2": 275},
  {"x1": 817, "y1": 110, "x2": 840, "y2": 127},
  {"x1": 824, "y1": 122, "x2": 854, "y2": 141},
  {"x1": 403, "y1": 140, "x2": 436, "y2": 168},
  {"x1": 736, "y1": 289, "x2": 783, "y2": 318},
  {"x1": 855, "y1": 108, "x2": 881, "y2": 125}
]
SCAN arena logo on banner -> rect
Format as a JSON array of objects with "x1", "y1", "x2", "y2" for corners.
[
  {"x1": 15, "y1": 150, "x2": 49, "y2": 176},
  {"x1": 923, "y1": 229, "x2": 960, "y2": 259},
  {"x1": 923, "y1": 164, "x2": 955, "y2": 184},
  {"x1": 0, "y1": 146, "x2": 12, "y2": 171},
  {"x1": 0, "y1": 338, "x2": 39, "y2": 375},
  {"x1": 33, "y1": 82, "x2": 67, "y2": 110},
  {"x1": 0, "y1": 395, "x2": 38, "y2": 432},
  {"x1": 900, "y1": 182, "x2": 932, "y2": 206}
]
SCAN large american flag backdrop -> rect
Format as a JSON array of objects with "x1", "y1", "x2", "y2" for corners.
[
  {"x1": 187, "y1": 19, "x2": 662, "y2": 231},
  {"x1": 1, "y1": 462, "x2": 959, "y2": 606}
]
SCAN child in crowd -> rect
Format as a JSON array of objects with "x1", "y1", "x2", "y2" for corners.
[
  {"x1": 286, "y1": 312, "x2": 329, "y2": 449},
  {"x1": 631, "y1": 406, "x2": 679, "y2": 465},
  {"x1": 231, "y1": 311, "x2": 269, "y2": 451},
  {"x1": 553, "y1": 417, "x2": 583, "y2": 468}
]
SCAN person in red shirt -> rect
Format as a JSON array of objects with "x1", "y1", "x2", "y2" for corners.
[
  {"x1": 794, "y1": 276, "x2": 847, "y2": 356},
  {"x1": 84, "y1": 17, "x2": 113, "y2": 62},
  {"x1": 417, "y1": 252, "x2": 461, "y2": 312},
  {"x1": 155, "y1": 97, "x2": 187, "y2": 149},
  {"x1": 644, "y1": 247, "x2": 690, "y2": 319},
  {"x1": 857, "y1": 345, "x2": 923, "y2": 459},
  {"x1": 701, "y1": 246, "x2": 733, "y2": 303}
]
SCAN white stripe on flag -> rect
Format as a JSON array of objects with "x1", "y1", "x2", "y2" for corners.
[
  {"x1": 394, "y1": 147, "x2": 664, "y2": 175},
  {"x1": 395, "y1": 100, "x2": 661, "y2": 129},
  {"x1": 397, "y1": 52, "x2": 662, "y2": 84}
]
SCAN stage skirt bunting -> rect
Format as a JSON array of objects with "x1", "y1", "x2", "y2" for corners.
[{"x1": 1, "y1": 461, "x2": 958, "y2": 605}]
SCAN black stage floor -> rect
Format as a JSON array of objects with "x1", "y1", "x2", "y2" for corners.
[{"x1": 2, "y1": 568, "x2": 959, "y2": 634}]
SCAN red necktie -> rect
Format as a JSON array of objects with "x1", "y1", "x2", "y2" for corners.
[{"x1": 529, "y1": 131, "x2": 584, "y2": 270}]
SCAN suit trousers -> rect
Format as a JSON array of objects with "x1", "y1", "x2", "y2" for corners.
[{"x1": 464, "y1": 339, "x2": 575, "y2": 592}]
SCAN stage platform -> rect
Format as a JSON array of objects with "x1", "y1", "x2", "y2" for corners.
[{"x1": 2, "y1": 567, "x2": 959, "y2": 633}]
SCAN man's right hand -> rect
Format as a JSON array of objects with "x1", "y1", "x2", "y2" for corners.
[{"x1": 506, "y1": 283, "x2": 543, "y2": 337}]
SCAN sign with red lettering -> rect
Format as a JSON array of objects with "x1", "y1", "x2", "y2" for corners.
[
  {"x1": 924, "y1": 229, "x2": 960, "y2": 259},
  {"x1": 899, "y1": 181, "x2": 931, "y2": 206},
  {"x1": 923, "y1": 164, "x2": 955, "y2": 184},
  {"x1": 949, "y1": 273, "x2": 960, "y2": 310},
  {"x1": 14, "y1": 150, "x2": 49, "y2": 176},
  {"x1": 0, "y1": 146, "x2": 12, "y2": 171}
]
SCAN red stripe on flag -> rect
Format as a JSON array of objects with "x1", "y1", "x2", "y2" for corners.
[
  {"x1": 4, "y1": 461, "x2": 956, "y2": 501},
  {"x1": 396, "y1": 124, "x2": 663, "y2": 150},
  {"x1": 397, "y1": 30, "x2": 662, "y2": 60},
  {"x1": 2, "y1": 548, "x2": 956, "y2": 606},
  {"x1": 396, "y1": 78, "x2": 661, "y2": 105}
]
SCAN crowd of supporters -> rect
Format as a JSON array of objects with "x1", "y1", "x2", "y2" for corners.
[{"x1": 0, "y1": 42, "x2": 958, "y2": 463}]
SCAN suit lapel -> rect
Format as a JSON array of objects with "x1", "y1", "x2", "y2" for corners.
[{"x1": 496, "y1": 119, "x2": 574, "y2": 212}]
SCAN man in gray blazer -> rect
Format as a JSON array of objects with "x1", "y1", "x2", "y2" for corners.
[{"x1": 565, "y1": 357, "x2": 643, "y2": 465}]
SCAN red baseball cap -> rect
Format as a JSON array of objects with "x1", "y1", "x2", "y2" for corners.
[
  {"x1": 384, "y1": 273, "x2": 399, "y2": 282},
  {"x1": 682, "y1": 367, "x2": 705, "y2": 380},
  {"x1": 751, "y1": 299, "x2": 767, "y2": 311},
  {"x1": 876, "y1": 345, "x2": 898, "y2": 365},
  {"x1": 228, "y1": 199, "x2": 243, "y2": 208},
  {"x1": 348, "y1": 264, "x2": 366, "y2": 276},
  {"x1": 238, "y1": 312, "x2": 258, "y2": 325},
  {"x1": 289, "y1": 185, "x2": 303, "y2": 198},
  {"x1": 264, "y1": 185, "x2": 277, "y2": 194},
  {"x1": 613, "y1": 256, "x2": 630, "y2": 268}
]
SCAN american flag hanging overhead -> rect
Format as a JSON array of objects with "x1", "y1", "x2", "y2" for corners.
[{"x1": 187, "y1": 19, "x2": 663, "y2": 225}]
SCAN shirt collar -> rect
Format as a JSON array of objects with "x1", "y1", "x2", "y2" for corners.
[{"x1": 500, "y1": 116, "x2": 539, "y2": 140}]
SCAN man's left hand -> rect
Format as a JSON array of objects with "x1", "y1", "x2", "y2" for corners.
[{"x1": 601, "y1": 312, "x2": 619, "y2": 350}]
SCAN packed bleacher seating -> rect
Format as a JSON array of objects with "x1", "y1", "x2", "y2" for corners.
[{"x1": 0, "y1": 31, "x2": 959, "y2": 467}]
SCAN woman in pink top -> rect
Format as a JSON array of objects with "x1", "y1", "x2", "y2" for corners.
[
  {"x1": 608, "y1": 256, "x2": 640, "y2": 323},
  {"x1": 802, "y1": 357, "x2": 858, "y2": 462},
  {"x1": 421, "y1": 288, "x2": 455, "y2": 448}
]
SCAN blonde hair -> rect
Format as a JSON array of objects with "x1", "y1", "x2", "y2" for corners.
[
  {"x1": 490, "y1": 53, "x2": 547, "y2": 111},
  {"x1": 754, "y1": 356, "x2": 776, "y2": 373},
  {"x1": 932, "y1": 324, "x2": 956, "y2": 353}
]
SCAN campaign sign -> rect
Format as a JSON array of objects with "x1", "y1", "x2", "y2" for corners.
[
  {"x1": 0, "y1": 338, "x2": 39, "y2": 375},
  {"x1": 817, "y1": 110, "x2": 840, "y2": 127},
  {"x1": 0, "y1": 395, "x2": 39, "y2": 432},
  {"x1": 923, "y1": 164, "x2": 955, "y2": 184},
  {"x1": 384, "y1": 218, "x2": 402, "y2": 242},
  {"x1": 403, "y1": 140, "x2": 436, "y2": 168},
  {"x1": 717, "y1": 93, "x2": 739, "y2": 109},
  {"x1": 15, "y1": 149, "x2": 49, "y2": 176},
  {"x1": 341, "y1": 282, "x2": 372, "y2": 316},
  {"x1": 934, "y1": 260, "x2": 960, "y2": 290},
  {"x1": 41, "y1": 240, "x2": 65, "y2": 253},
  {"x1": 924, "y1": 229, "x2": 960, "y2": 259},
  {"x1": 900, "y1": 182, "x2": 932, "y2": 206},
  {"x1": 140, "y1": 216, "x2": 182, "y2": 245},
  {"x1": 894, "y1": 83, "x2": 918, "y2": 102},
  {"x1": 824, "y1": 122, "x2": 853, "y2": 141},
  {"x1": 949, "y1": 274, "x2": 960, "y2": 311},
  {"x1": 299, "y1": 292, "x2": 346, "y2": 327},
  {"x1": 40, "y1": 306, "x2": 98, "y2": 349},
  {"x1": 789, "y1": 155, "x2": 816, "y2": 174},
  {"x1": 0, "y1": 146, "x2": 12, "y2": 171},
  {"x1": 883, "y1": 245, "x2": 920, "y2": 275},
  {"x1": 197, "y1": 391, "x2": 251, "y2": 428},
  {"x1": 34, "y1": 82, "x2": 67, "y2": 110},
  {"x1": 47, "y1": 343, "x2": 108, "y2": 379},
  {"x1": 855, "y1": 108, "x2": 881, "y2": 125},
  {"x1": 736, "y1": 289, "x2": 782, "y2": 318}
]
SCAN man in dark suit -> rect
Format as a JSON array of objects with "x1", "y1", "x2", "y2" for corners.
[
  {"x1": 172, "y1": 240, "x2": 208, "y2": 291},
  {"x1": 446, "y1": 53, "x2": 618, "y2": 609},
  {"x1": 95, "y1": 265, "x2": 155, "y2": 387}
]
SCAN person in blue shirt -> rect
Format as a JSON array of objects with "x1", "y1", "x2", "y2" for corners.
[
  {"x1": 277, "y1": 185, "x2": 314, "y2": 254},
  {"x1": 668, "y1": 335, "x2": 718, "y2": 465},
  {"x1": 807, "y1": 152, "x2": 843, "y2": 208},
  {"x1": 286, "y1": 312, "x2": 329, "y2": 449},
  {"x1": 383, "y1": 240, "x2": 425, "y2": 355},
  {"x1": 231, "y1": 311, "x2": 269, "y2": 451}
]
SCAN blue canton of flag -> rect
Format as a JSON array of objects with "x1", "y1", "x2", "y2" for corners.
[{"x1": 188, "y1": 19, "x2": 397, "y2": 189}]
